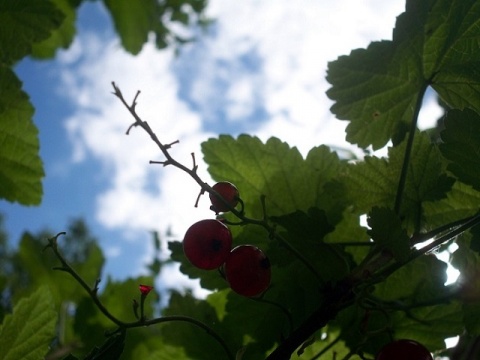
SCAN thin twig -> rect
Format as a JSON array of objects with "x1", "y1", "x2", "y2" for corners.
[{"x1": 111, "y1": 82, "x2": 323, "y2": 284}]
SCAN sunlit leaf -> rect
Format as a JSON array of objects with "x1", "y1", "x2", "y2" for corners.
[
  {"x1": 342, "y1": 131, "x2": 453, "y2": 231},
  {"x1": 202, "y1": 135, "x2": 345, "y2": 219},
  {"x1": 327, "y1": 0, "x2": 480, "y2": 149},
  {"x1": 0, "y1": 68, "x2": 44, "y2": 205},
  {"x1": 31, "y1": 0, "x2": 81, "y2": 58},
  {"x1": 0, "y1": 286, "x2": 57, "y2": 360}
]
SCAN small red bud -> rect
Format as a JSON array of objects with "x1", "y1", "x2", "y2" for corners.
[{"x1": 139, "y1": 284, "x2": 154, "y2": 296}]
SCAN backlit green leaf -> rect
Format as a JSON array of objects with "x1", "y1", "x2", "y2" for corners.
[
  {"x1": 0, "y1": 286, "x2": 57, "y2": 360},
  {"x1": 103, "y1": 0, "x2": 159, "y2": 55},
  {"x1": 327, "y1": 0, "x2": 480, "y2": 149},
  {"x1": 0, "y1": 0, "x2": 64, "y2": 65},
  {"x1": 0, "y1": 68, "x2": 44, "y2": 205},
  {"x1": 31, "y1": 0, "x2": 80, "y2": 58},
  {"x1": 202, "y1": 135, "x2": 344, "y2": 219},
  {"x1": 342, "y1": 131, "x2": 453, "y2": 231}
]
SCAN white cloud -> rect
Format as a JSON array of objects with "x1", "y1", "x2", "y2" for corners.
[{"x1": 57, "y1": 0, "x2": 441, "y2": 280}]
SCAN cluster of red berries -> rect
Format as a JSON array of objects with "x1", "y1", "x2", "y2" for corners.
[{"x1": 182, "y1": 182, "x2": 271, "y2": 297}]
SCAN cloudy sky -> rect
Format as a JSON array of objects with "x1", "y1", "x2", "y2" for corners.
[{"x1": 1, "y1": 0, "x2": 443, "y2": 289}]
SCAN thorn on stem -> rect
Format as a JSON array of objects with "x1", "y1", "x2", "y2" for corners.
[
  {"x1": 150, "y1": 160, "x2": 171, "y2": 166},
  {"x1": 93, "y1": 278, "x2": 101, "y2": 294},
  {"x1": 164, "y1": 140, "x2": 180, "y2": 149},
  {"x1": 191, "y1": 152, "x2": 198, "y2": 173},
  {"x1": 126, "y1": 122, "x2": 137, "y2": 135},
  {"x1": 132, "y1": 90, "x2": 141, "y2": 107}
]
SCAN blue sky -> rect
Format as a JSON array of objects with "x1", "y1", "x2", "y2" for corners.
[{"x1": 1, "y1": 1, "x2": 443, "y2": 291}]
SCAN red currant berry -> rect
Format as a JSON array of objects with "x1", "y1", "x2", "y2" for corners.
[
  {"x1": 376, "y1": 339, "x2": 432, "y2": 360},
  {"x1": 209, "y1": 181, "x2": 239, "y2": 212},
  {"x1": 183, "y1": 219, "x2": 233, "y2": 270},
  {"x1": 224, "y1": 245, "x2": 271, "y2": 297}
]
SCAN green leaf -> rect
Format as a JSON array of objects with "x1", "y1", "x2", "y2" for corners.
[
  {"x1": 391, "y1": 302, "x2": 464, "y2": 351},
  {"x1": 271, "y1": 208, "x2": 350, "y2": 282},
  {"x1": 342, "y1": 131, "x2": 453, "y2": 231},
  {"x1": 374, "y1": 255, "x2": 448, "y2": 301},
  {"x1": 103, "y1": 0, "x2": 164, "y2": 55},
  {"x1": 202, "y1": 135, "x2": 345, "y2": 219},
  {"x1": 367, "y1": 207, "x2": 410, "y2": 262},
  {"x1": 31, "y1": 0, "x2": 80, "y2": 58},
  {"x1": 0, "y1": 286, "x2": 57, "y2": 360},
  {"x1": 326, "y1": 0, "x2": 480, "y2": 149},
  {"x1": 0, "y1": 68, "x2": 44, "y2": 205},
  {"x1": 440, "y1": 108, "x2": 480, "y2": 191},
  {"x1": 0, "y1": 0, "x2": 65, "y2": 65},
  {"x1": 423, "y1": 181, "x2": 480, "y2": 229}
]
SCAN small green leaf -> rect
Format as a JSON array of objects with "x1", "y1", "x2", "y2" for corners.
[
  {"x1": 367, "y1": 207, "x2": 410, "y2": 262},
  {"x1": 0, "y1": 286, "x2": 57, "y2": 360},
  {"x1": 0, "y1": 68, "x2": 44, "y2": 205},
  {"x1": 103, "y1": 0, "x2": 156, "y2": 54},
  {"x1": 440, "y1": 108, "x2": 480, "y2": 191},
  {"x1": 0, "y1": 0, "x2": 64, "y2": 64}
]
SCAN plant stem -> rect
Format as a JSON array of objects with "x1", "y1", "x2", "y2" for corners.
[{"x1": 393, "y1": 83, "x2": 428, "y2": 215}]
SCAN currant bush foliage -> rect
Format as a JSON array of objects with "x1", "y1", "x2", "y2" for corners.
[{"x1": 2, "y1": 0, "x2": 480, "y2": 359}]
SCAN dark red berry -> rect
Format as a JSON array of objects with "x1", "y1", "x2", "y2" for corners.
[
  {"x1": 224, "y1": 245, "x2": 271, "y2": 297},
  {"x1": 183, "y1": 219, "x2": 232, "y2": 270},
  {"x1": 376, "y1": 339, "x2": 432, "y2": 360},
  {"x1": 209, "y1": 181, "x2": 239, "y2": 212}
]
